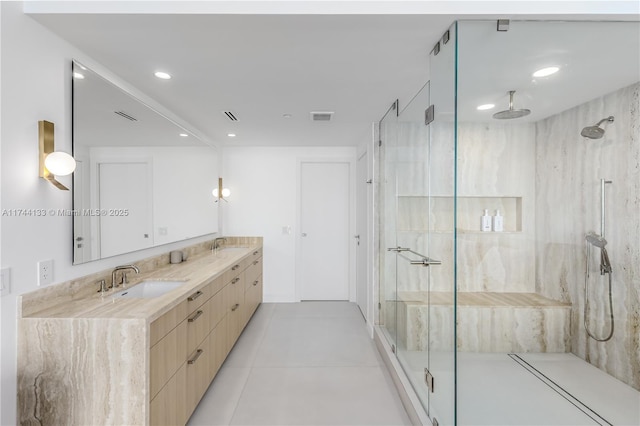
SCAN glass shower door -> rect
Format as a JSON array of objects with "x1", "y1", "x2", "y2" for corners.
[
  {"x1": 392, "y1": 23, "x2": 457, "y2": 426},
  {"x1": 378, "y1": 100, "x2": 400, "y2": 349}
]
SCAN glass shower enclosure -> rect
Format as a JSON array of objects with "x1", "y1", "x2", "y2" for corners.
[
  {"x1": 377, "y1": 19, "x2": 640, "y2": 426},
  {"x1": 378, "y1": 23, "x2": 457, "y2": 425}
]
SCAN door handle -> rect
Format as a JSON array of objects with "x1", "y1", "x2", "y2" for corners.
[{"x1": 302, "y1": 233, "x2": 308, "y2": 237}]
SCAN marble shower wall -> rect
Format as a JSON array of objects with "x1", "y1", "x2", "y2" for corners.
[
  {"x1": 535, "y1": 82, "x2": 640, "y2": 390},
  {"x1": 394, "y1": 121, "x2": 536, "y2": 293}
]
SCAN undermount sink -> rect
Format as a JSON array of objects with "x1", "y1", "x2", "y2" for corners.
[{"x1": 112, "y1": 280, "x2": 185, "y2": 299}]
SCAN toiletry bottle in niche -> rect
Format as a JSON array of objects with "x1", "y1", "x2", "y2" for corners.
[
  {"x1": 493, "y1": 210, "x2": 504, "y2": 232},
  {"x1": 481, "y1": 209, "x2": 492, "y2": 232}
]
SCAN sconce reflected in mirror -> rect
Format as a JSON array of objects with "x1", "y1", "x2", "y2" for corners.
[
  {"x1": 212, "y1": 177, "x2": 230, "y2": 203},
  {"x1": 39, "y1": 120, "x2": 76, "y2": 190}
]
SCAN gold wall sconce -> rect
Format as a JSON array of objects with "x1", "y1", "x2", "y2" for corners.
[
  {"x1": 212, "y1": 177, "x2": 230, "y2": 203},
  {"x1": 39, "y1": 120, "x2": 76, "y2": 190}
]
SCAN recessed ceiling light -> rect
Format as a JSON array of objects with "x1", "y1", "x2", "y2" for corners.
[
  {"x1": 477, "y1": 103, "x2": 495, "y2": 111},
  {"x1": 179, "y1": 133, "x2": 188, "y2": 137},
  {"x1": 227, "y1": 133, "x2": 236, "y2": 138},
  {"x1": 73, "y1": 72, "x2": 85, "y2": 79},
  {"x1": 283, "y1": 113, "x2": 292, "y2": 119},
  {"x1": 154, "y1": 71, "x2": 172, "y2": 80},
  {"x1": 533, "y1": 66, "x2": 560, "y2": 78}
]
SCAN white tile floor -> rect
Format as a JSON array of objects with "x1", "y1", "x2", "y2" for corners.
[{"x1": 188, "y1": 302, "x2": 412, "y2": 426}]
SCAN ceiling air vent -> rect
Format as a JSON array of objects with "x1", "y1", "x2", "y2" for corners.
[
  {"x1": 114, "y1": 111, "x2": 137, "y2": 121},
  {"x1": 223, "y1": 111, "x2": 239, "y2": 121},
  {"x1": 310, "y1": 111, "x2": 334, "y2": 121}
]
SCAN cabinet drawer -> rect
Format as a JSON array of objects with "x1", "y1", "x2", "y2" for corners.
[
  {"x1": 244, "y1": 257, "x2": 262, "y2": 291},
  {"x1": 250, "y1": 247, "x2": 262, "y2": 263},
  {"x1": 149, "y1": 363, "x2": 187, "y2": 426},
  {"x1": 185, "y1": 332, "x2": 213, "y2": 418},
  {"x1": 185, "y1": 282, "x2": 213, "y2": 313},
  {"x1": 243, "y1": 274, "x2": 262, "y2": 325},
  {"x1": 150, "y1": 300, "x2": 188, "y2": 347},
  {"x1": 209, "y1": 315, "x2": 229, "y2": 378},
  {"x1": 150, "y1": 319, "x2": 187, "y2": 400},
  {"x1": 186, "y1": 298, "x2": 212, "y2": 356},
  {"x1": 222, "y1": 261, "x2": 243, "y2": 284},
  {"x1": 209, "y1": 284, "x2": 227, "y2": 329}
]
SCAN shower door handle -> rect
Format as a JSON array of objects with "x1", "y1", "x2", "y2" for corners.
[
  {"x1": 410, "y1": 258, "x2": 442, "y2": 267},
  {"x1": 391, "y1": 247, "x2": 442, "y2": 267}
]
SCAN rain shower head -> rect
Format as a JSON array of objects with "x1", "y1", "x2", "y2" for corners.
[
  {"x1": 581, "y1": 116, "x2": 614, "y2": 139},
  {"x1": 586, "y1": 232, "x2": 607, "y2": 248},
  {"x1": 493, "y1": 90, "x2": 531, "y2": 120}
]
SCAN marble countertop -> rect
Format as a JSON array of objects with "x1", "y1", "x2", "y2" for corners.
[{"x1": 23, "y1": 244, "x2": 261, "y2": 322}]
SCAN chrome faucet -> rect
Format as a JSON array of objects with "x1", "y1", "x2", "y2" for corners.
[
  {"x1": 111, "y1": 265, "x2": 140, "y2": 289},
  {"x1": 212, "y1": 237, "x2": 227, "y2": 253}
]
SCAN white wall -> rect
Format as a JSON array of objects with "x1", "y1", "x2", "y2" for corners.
[
  {"x1": 222, "y1": 146, "x2": 357, "y2": 303},
  {"x1": 0, "y1": 4, "x2": 218, "y2": 424}
]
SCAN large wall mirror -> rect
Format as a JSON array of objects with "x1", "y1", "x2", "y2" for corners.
[{"x1": 72, "y1": 60, "x2": 219, "y2": 264}]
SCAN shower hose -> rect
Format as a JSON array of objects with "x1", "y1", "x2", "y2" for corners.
[{"x1": 583, "y1": 243, "x2": 614, "y2": 342}]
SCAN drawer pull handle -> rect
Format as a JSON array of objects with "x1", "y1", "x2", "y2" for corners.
[
  {"x1": 188, "y1": 310, "x2": 203, "y2": 323},
  {"x1": 253, "y1": 251, "x2": 259, "y2": 255},
  {"x1": 253, "y1": 280, "x2": 259, "y2": 286},
  {"x1": 188, "y1": 291, "x2": 203, "y2": 301},
  {"x1": 232, "y1": 264, "x2": 240, "y2": 271},
  {"x1": 231, "y1": 303, "x2": 240, "y2": 312},
  {"x1": 187, "y1": 349, "x2": 204, "y2": 365},
  {"x1": 253, "y1": 260, "x2": 259, "y2": 265},
  {"x1": 232, "y1": 277, "x2": 240, "y2": 284}
]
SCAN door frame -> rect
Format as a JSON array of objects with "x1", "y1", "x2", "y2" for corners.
[{"x1": 294, "y1": 157, "x2": 356, "y2": 302}]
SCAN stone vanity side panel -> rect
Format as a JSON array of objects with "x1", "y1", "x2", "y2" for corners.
[
  {"x1": 18, "y1": 317, "x2": 147, "y2": 425},
  {"x1": 535, "y1": 82, "x2": 640, "y2": 390}
]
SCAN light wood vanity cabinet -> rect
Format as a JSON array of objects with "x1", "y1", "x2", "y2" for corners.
[
  {"x1": 149, "y1": 248, "x2": 263, "y2": 425},
  {"x1": 17, "y1": 241, "x2": 264, "y2": 426}
]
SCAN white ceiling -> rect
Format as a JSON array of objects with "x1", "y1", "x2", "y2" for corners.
[{"x1": 27, "y1": 2, "x2": 640, "y2": 147}]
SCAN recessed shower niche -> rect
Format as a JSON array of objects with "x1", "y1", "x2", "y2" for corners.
[{"x1": 398, "y1": 195, "x2": 523, "y2": 233}]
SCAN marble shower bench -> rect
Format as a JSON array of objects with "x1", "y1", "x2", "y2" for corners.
[{"x1": 394, "y1": 291, "x2": 571, "y2": 353}]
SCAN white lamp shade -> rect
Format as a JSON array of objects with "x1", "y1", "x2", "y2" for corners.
[
  {"x1": 212, "y1": 188, "x2": 219, "y2": 197},
  {"x1": 44, "y1": 151, "x2": 76, "y2": 176}
]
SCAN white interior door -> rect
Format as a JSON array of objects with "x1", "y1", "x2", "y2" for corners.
[
  {"x1": 98, "y1": 161, "x2": 153, "y2": 258},
  {"x1": 299, "y1": 161, "x2": 350, "y2": 300},
  {"x1": 355, "y1": 152, "x2": 369, "y2": 318}
]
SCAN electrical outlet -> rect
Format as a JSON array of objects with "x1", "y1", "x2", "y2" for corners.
[
  {"x1": 38, "y1": 260, "x2": 54, "y2": 286},
  {"x1": 0, "y1": 268, "x2": 10, "y2": 296}
]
